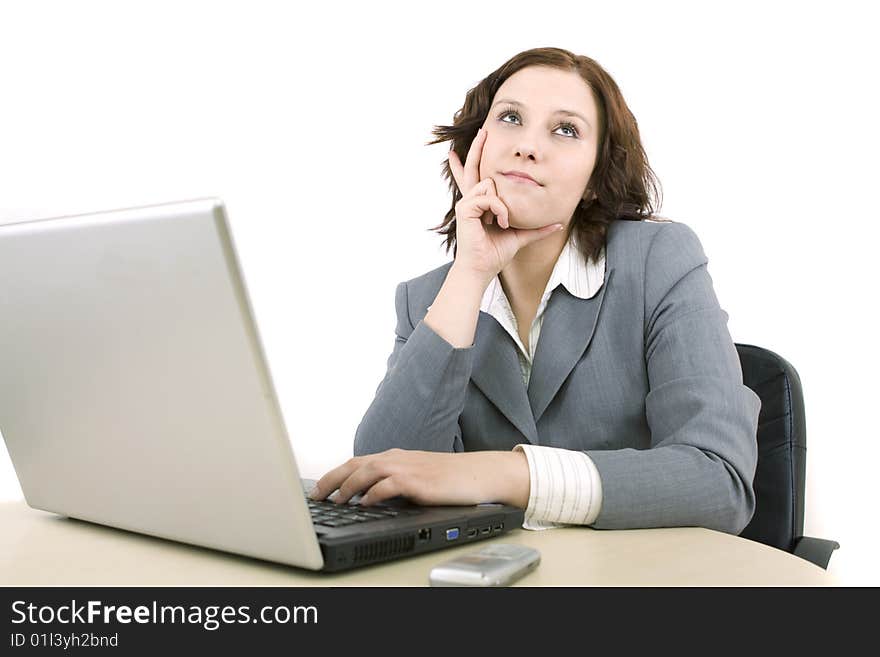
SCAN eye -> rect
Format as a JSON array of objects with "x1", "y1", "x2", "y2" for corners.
[
  {"x1": 497, "y1": 106, "x2": 580, "y2": 139},
  {"x1": 557, "y1": 122, "x2": 578, "y2": 138}
]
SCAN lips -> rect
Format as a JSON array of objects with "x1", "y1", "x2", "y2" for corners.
[{"x1": 501, "y1": 171, "x2": 541, "y2": 186}]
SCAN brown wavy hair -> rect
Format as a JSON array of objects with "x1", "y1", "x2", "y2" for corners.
[{"x1": 426, "y1": 47, "x2": 668, "y2": 264}]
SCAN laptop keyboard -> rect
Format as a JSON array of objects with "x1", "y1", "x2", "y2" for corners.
[{"x1": 307, "y1": 498, "x2": 422, "y2": 528}]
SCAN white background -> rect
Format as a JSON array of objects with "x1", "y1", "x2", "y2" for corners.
[{"x1": 1, "y1": 0, "x2": 877, "y2": 585}]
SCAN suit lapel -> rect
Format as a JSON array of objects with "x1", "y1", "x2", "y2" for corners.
[
  {"x1": 470, "y1": 314, "x2": 539, "y2": 445},
  {"x1": 418, "y1": 259, "x2": 613, "y2": 444},
  {"x1": 528, "y1": 266, "x2": 614, "y2": 424}
]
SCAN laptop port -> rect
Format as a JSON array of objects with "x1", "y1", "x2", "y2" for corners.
[
  {"x1": 445, "y1": 527, "x2": 460, "y2": 541},
  {"x1": 493, "y1": 522, "x2": 504, "y2": 532},
  {"x1": 418, "y1": 528, "x2": 431, "y2": 542},
  {"x1": 467, "y1": 528, "x2": 478, "y2": 538},
  {"x1": 481, "y1": 527, "x2": 491, "y2": 535}
]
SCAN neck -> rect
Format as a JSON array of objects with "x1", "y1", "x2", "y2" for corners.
[{"x1": 498, "y1": 229, "x2": 569, "y2": 307}]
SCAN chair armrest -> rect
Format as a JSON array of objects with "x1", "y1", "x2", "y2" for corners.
[{"x1": 793, "y1": 536, "x2": 840, "y2": 570}]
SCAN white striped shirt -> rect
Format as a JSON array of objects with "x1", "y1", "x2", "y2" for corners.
[{"x1": 482, "y1": 231, "x2": 605, "y2": 531}]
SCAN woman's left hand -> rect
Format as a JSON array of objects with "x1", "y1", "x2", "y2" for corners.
[{"x1": 308, "y1": 448, "x2": 530, "y2": 508}]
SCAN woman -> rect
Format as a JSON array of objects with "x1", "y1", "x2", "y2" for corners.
[{"x1": 308, "y1": 47, "x2": 761, "y2": 535}]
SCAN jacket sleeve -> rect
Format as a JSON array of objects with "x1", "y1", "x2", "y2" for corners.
[
  {"x1": 585, "y1": 222, "x2": 761, "y2": 535},
  {"x1": 353, "y1": 278, "x2": 475, "y2": 456}
]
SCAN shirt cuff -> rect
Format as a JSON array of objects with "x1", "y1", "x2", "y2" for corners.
[{"x1": 512, "y1": 444, "x2": 603, "y2": 531}]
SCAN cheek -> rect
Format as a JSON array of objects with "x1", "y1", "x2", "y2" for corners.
[{"x1": 571, "y1": 161, "x2": 597, "y2": 191}]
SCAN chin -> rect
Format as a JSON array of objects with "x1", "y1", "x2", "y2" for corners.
[{"x1": 507, "y1": 217, "x2": 537, "y2": 230}]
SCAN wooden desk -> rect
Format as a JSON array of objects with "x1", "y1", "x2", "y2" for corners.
[{"x1": 0, "y1": 501, "x2": 837, "y2": 586}]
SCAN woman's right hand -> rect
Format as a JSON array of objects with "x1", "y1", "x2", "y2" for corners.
[{"x1": 447, "y1": 127, "x2": 565, "y2": 281}]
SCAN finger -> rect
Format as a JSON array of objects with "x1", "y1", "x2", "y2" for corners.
[
  {"x1": 459, "y1": 178, "x2": 504, "y2": 226},
  {"x1": 468, "y1": 191, "x2": 508, "y2": 228},
  {"x1": 472, "y1": 178, "x2": 503, "y2": 231},
  {"x1": 474, "y1": 178, "x2": 495, "y2": 225},
  {"x1": 309, "y1": 458, "x2": 363, "y2": 500},
  {"x1": 333, "y1": 457, "x2": 395, "y2": 504},
  {"x1": 449, "y1": 130, "x2": 485, "y2": 193},
  {"x1": 463, "y1": 194, "x2": 507, "y2": 225},
  {"x1": 463, "y1": 128, "x2": 487, "y2": 192},
  {"x1": 469, "y1": 177, "x2": 492, "y2": 196},
  {"x1": 484, "y1": 177, "x2": 508, "y2": 228},
  {"x1": 448, "y1": 147, "x2": 463, "y2": 191},
  {"x1": 360, "y1": 476, "x2": 406, "y2": 506}
]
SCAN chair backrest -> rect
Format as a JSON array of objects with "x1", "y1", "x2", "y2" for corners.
[{"x1": 735, "y1": 343, "x2": 807, "y2": 552}]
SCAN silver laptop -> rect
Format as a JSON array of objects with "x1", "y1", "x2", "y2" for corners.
[{"x1": 0, "y1": 198, "x2": 523, "y2": 572}]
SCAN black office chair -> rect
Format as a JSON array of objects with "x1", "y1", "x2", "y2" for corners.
[{"x1": 735, "y1": 343, "x2": 839, "y2": 569}]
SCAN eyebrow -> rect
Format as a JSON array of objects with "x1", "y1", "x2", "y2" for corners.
[{"x1": 491, "y1": 98, "x2": 591, "y2": 129}]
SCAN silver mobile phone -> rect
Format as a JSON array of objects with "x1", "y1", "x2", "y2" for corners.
[{"x1": 428, "y1": 544, "x2": 541, "y2": 587}]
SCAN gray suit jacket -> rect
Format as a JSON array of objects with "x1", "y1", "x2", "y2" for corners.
[{"x1": 353, "y1": 219, "x2": 761, "y2": 535}]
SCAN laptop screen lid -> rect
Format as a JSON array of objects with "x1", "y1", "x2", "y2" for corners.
[{"x1": 0, "y1": 198, "x2": 325, "y2": 570}]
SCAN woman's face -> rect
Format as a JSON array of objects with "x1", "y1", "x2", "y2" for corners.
[{"x1": 479, "y1": 65, "x2": 600, "y2": 230}]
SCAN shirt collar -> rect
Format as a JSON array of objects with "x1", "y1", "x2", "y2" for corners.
[{"x1": 479, "y1": 230, "x2": 606, "y2": 313}]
